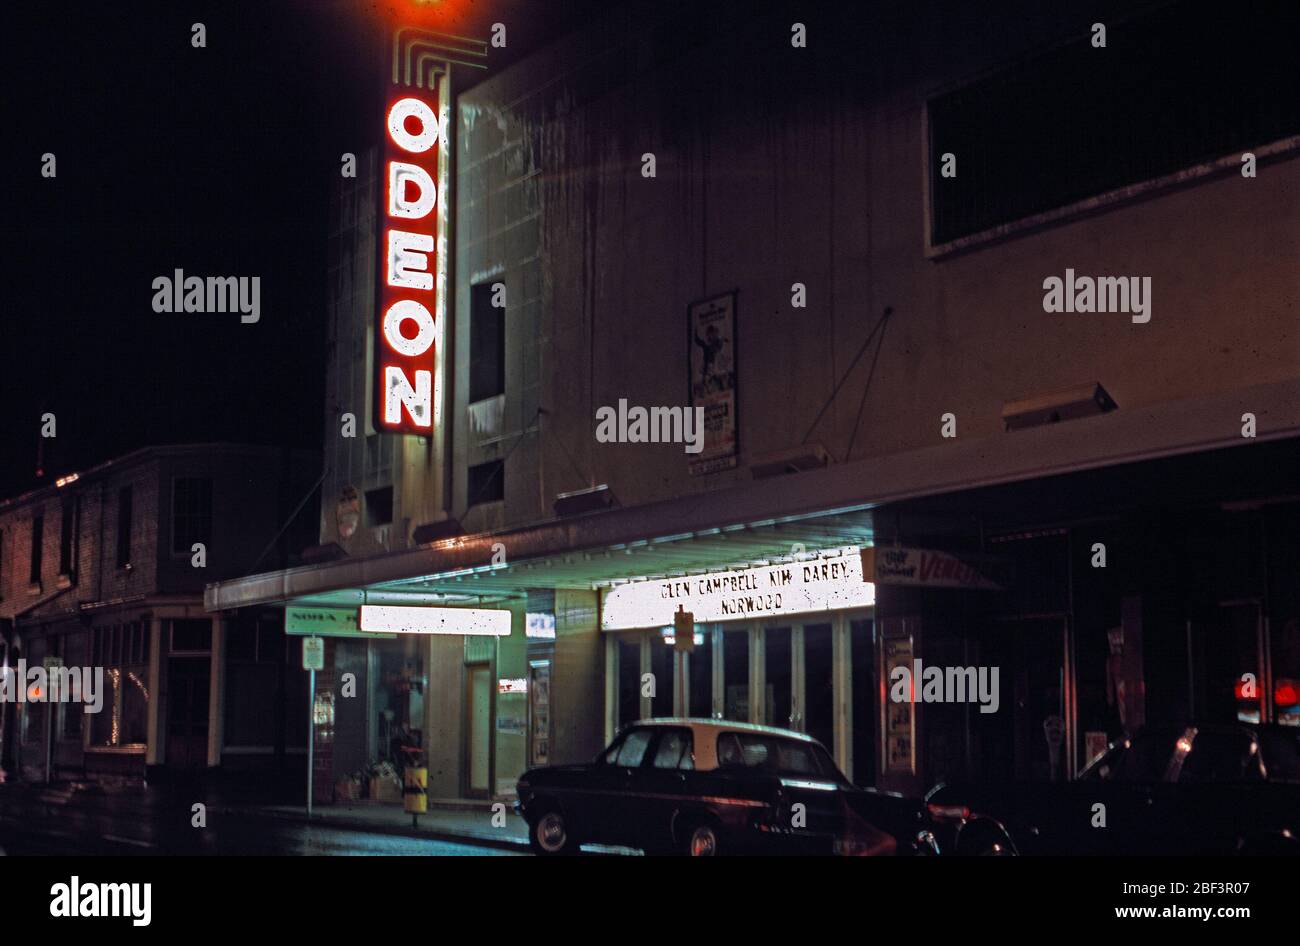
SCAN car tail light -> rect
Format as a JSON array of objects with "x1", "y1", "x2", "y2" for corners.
[
  {"x1": 834, "y1": 833, "x2": 896, "y2": 856},
  {"x1": 927, "y1": 802, "x2": 971, "y2": 822}
]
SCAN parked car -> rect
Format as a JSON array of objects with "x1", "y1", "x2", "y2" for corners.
[
  {"x1": 516, "y1": 718, "x2": 939, "y2": 856},
  {"x1": 925, "y1": 723, "x2": 1300, "y2": 855}
]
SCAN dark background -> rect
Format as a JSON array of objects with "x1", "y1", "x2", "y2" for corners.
[{"x1": 0, "y1": 0, "x2": 601, "y2": 499}]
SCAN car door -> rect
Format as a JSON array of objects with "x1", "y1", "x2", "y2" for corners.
[
  {"x1": 1053, "y1": 730, "x2": 1175, "y2": 854},
  {"x1": 588, "y1": 726, "x2": 656, "y2": 846},
  {"x1": 631, "y1": 727, "x2": 695, "y2": 851}
]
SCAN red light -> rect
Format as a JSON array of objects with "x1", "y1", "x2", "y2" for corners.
[
  {"x1": 927, "y1": 803, "x2": 970, "y2": 822},
  {"x1": 1276, "y1": 683, "x2": 1299, "y2": 706}
]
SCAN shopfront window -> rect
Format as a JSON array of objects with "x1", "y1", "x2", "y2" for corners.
[
  {"x1": 1274, "y1": 619, "x2": 1300, "y2": 727},
  {"x1": 371, "y1": 637, "x2": 424, "y2": 765},
  {"x1": 688, "y1": 629, "x2": 714, "y2": 717},
  {"x1": 764, "y1": 626, "x2": 792, "y2": 729},
  {"x1": 850, "y1": 619, "x2": 875, "y2": 786},
  {"x1": 59, "y1": 631, "x2": 87, "y2": 742},
  {"x1": 649, "y1": 634, "x2": 675, "y2": 718},
  {"x1": 804, "y1": 623, "x2": 835, "y2": 750},
  {"x1": 89, "y1": 622, "x2": 149, "y2": 748},
  {"x1": 616, "y1": 635, "x2": 641, "y2": 729},
  {"x1": 722, "y1": 628, "x2": 749, "y2": 722},
  {"x1": 224, "y1": 615, "x2": 281, "y2": 747}
]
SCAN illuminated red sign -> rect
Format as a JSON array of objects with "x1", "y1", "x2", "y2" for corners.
[{"x1": 376, "y1": 84, "x2": 443, "y2": 433}]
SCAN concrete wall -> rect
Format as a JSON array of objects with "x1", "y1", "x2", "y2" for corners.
[
  {"x1": 550, "y1": 589, "x2": 605, "y2": 765},
  {"x1": 447, "y1": 0, "x2": 1298, "y2": 528}
]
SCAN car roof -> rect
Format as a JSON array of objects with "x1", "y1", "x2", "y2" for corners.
[{"x1": 624, "y1": 717, "x2": 819, "y2": 743}]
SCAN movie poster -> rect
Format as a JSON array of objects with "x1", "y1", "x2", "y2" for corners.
[{"x1": 688, "y1": 291, "x2": 738, "y2": 475}]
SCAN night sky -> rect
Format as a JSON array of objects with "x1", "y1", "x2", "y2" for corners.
[{"x1": 1, "y1": 0, "x2": 600, "y2": 499}]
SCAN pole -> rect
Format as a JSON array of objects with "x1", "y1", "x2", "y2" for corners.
[
  {"x1": 44, "y1": 695, "x2": 52, "y2": 784},
  {"x1": 306, "y1": 667, "x2": 315, "y2": 819}
]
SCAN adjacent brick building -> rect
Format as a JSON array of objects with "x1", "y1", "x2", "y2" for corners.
[{"x1": 0, "y1": 444, "x2": 318, "y2": 784}]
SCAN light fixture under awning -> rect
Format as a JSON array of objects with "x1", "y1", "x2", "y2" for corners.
[{"x1": 359, "y1": 604, "x2": 512, "y2": 636}]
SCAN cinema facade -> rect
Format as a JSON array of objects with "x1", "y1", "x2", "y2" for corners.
[{"x1": 206, "y1": 2, "x2": 1300, "y2": 803}]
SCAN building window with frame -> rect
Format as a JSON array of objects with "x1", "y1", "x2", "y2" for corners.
[
  {"x1": 88, "y1": 622, "x2": 150, "y2": 748},
  {"x1": 29, "y1": 514, "x2": 44, "y2": 586},
  {"x1": 171, "y1": 477, "x2": 213, "y2": 555},
  {"x1": 927, "y1": 1, "x2": 1300, "y2": 247},
  {"x1": 467, "y1": 459, "x2": 504, "y2": 507},
  {"x1": 469, "y1": 280, "x2": 506, "y2": 404},
  {"x1": 116, "y1": 486, "x2": 133, "y2": 568},
  {"x1": 59, "y1": 496, "x2": 80, "y2": 581}
]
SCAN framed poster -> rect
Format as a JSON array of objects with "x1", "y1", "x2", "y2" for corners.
[
  {"x1": 529, "y1": 659, "x2": 551, "y2": 767},
  {"x1": 687, "y1": 291, "x2": 738, "y2": 475},
  {"x1": 882, "y1": 635, "x2": 916, "y2": 774}
]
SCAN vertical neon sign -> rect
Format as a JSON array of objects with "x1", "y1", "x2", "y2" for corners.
[{"x1": 376, "y1": 83, "x2": 443, "y2": 433}]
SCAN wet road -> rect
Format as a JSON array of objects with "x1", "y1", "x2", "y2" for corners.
[
  {"x1": 0, "y1": 795, "x2": 525, "y2": 856},
  {"x1": 0, "y1": 815, "x2": 524, "y2": 856}
]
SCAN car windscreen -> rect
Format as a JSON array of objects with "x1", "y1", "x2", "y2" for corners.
[
  {"x1": 599, "y1": 727, "x2": 655, "y2": 766},
  {"x1": 1080, "y1": 731, "x2": 1173, "y2": 782},
  {"x1": 1177, "y1": 730, "x2": 1262, "y2": 782}
]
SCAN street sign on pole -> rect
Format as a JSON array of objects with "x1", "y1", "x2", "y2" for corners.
[
  {"x1": 302, "y1": 636, "x2": 324, "y2": 819},
  {"x1": 302, "y1": 636, "x2": 325, "y2": 671}
]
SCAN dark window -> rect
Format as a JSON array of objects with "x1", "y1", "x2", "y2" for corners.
[
  {"x1": 29, "y1": 515, "x2": 43, "y2": 584},
  {"x1": 115, "y1": 486, "x2": 133, "y2": 567},
  {"x1": 172, "y1": 478, "x2": 213, "y2": 554},
  {"x1": 224, "y1": 615, "x2": 283, "y2": 747},
  {"x1": 59, "y1": 498, "x2": 79, "y2": 578},
  {"x1": 928, "y1": 1, "x2": 1300, "y2": 245},
  {"x1": 0, "y1": 528, "x2": 5, "y2": 599},
  {"x1": 171, "y1": 619, "x2": 212, "y2": 653},
  {"x1": 364, "y1": 485, "x2": 393, "y2": 527},
  {"x1": 59, "y1": 632, "x2": 87, "y2": 741},
  {"x1": 469, "y1": 281, "x2": 505, "y2": 403},
  {"x1": 467, "y1": 460, "x2": 504, "y2": 507}
]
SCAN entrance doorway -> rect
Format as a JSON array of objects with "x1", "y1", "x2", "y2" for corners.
[
  {"x1": 166, "y1": 657, "x2": 210, "y2": 770},
  {"x1": 1190, "y1": 600, "x2": 1268, "y2": 725},
  {"x1": 465, "y1": 662, "x2": 492, "y2": 797},
  {"x1": 606, "y1": 615, "x2": 867, "y2": 777},
  {"x1": 971, "y1": 618, "x2": 1068, "y2": 782}
]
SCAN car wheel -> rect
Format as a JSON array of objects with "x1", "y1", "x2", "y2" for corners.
[
  {"x1": 683, "y1": 821, "x2": 721, "y2": 857},
  {"x1": 957, "y1": 823, "x2": 1016, "y2": 856},
  {"x1": 530, "y1": 808, "x2": 578, "y2": 856}
]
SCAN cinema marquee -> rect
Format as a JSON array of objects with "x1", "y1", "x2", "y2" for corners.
[{"x1": 375, "y1": 81, "x2": 446, "y2": 434}]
